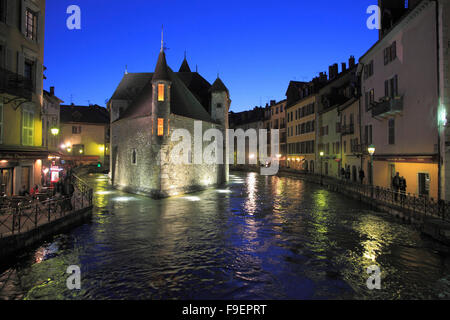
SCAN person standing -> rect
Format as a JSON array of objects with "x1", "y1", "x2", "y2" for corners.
[
  {"x1": 392, "y1": 172, "x2": 400, "y2": 202},
  {"x1": 400, "y1": 176, "x2": 407, "y2": 203},
  {"x1": 359, "y1": 168, "x2": 365, "y2": 184}
]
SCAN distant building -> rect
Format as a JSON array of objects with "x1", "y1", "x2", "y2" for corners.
[
  {"x1": 268, "y1": 100, "x2": 287, "y2": 166},
  {"x1": 108, "y1": 47, "x2": 230, "y2": 198},
  {"x1": 317, "y1": 57, "x2": 358, "y2": 179},
  {"x1": 42, "y1": 87, "x2": 63, "y2": 152},
  {"x1": 59, "y1": 104, "x2": 110, "y2": 167},
  {"x1": 285, "y1": 78, "x2": 325, "y2": 172},
  {"x1": 0, "y1": 0, "x2": 46, "y2": 195},
  {"x1": 229, "y1": 106, "x2": 266, "y2": 165}
]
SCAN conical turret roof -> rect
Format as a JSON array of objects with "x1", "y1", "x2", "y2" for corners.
[
  {"x1": 153, "y1": 50, "x2": 170, "y2": 81},
  {"x1": 179, "y1": 58, "x2": 191, "y2": 73},
  {"x1": 210, "y1": 77, "x2": 228, "y2": 93}
]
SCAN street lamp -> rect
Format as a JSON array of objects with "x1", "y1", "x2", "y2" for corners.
[
  {"x1": 50, "y1": 127, "x2": 60, "y2": 136},
  {"x1": 368, "y1": 145, "x2": 375, "y2": 197},
  {"x1": 320, "y1": 151, "x2": 324, "y2": 185}
]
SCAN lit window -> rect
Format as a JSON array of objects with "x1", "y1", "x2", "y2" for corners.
[
  {"x1": 158, "y1": 84, "x2": 165, "y2": 101},
  {"x1": 157, "y1": 118, "x2": 164, "y2": 136}
]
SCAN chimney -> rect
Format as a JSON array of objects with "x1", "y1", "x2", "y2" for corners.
[
  {"x1": 328, "y1": 66, "x2": 334, "y2": 80},
  {"x1": 341, "y1": 62, "x2": 347, "y2": 72},
  {"x1": 349, "y1": 56, "x2": 355, "y2": 68},
  {"x1": 333, "y1": 63, "x2": 339, "y2": 77},
  {"x1": 270, "y1": 100, "x2": 276, "y2": 106},
  {"x1": 50, "y1": 86, "x2": 55, "y2": 96}
]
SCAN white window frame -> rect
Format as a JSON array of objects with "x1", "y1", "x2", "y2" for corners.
[{"x1": 22, "y1": 106, "x2": 34, "y2": 146}]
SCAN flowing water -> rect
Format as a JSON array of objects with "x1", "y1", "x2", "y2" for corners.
[{"x1": 1, "y1": 172, "x2": 450, "y2": 300}]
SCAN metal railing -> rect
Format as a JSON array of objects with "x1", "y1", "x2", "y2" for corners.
[
  {"x1": 372, "y1": 95, "x2": 404, "y2": 117},
  {"x1": 0, "y1": 175, "x2": 93, "y2": 238},
  {"x1": 281, "y1": 169, "x2": 449, "y2": 223},
  {"x1": 0, "y1": 66, "x2": 34, "y2": 100}
]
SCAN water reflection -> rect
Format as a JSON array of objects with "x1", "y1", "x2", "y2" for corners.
[{"x1": 1, "y1": 172, "x2": 450, "y2": 300}]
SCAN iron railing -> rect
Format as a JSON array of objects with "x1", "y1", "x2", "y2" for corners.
[
  {"x1": 372, "y1": 95, "x2": 404, "y2": 118},
  {"x1": 0, "y1": 175, "x2": 93, "y2": 238},
  {"x1": 0, "y1": 67, "x2": 34, "y2": 100},
  {"x1": 280, "y1": 170, "x2": 449, "y2": 223}
]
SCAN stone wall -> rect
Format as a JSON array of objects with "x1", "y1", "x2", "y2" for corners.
[{"x1": 110, "y1": 114, "x2": 227, "y2": 198}]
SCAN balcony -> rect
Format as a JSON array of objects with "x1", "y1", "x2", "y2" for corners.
[
  {"x1": 371, "y1": 95, "x2": 404, "y2": 118},
  {"x1": 0, "y1": 67, "x2": 34, "y2": 101},
  {"x1": 341, "y1": 124, "x2": 355, "y2": 135}
]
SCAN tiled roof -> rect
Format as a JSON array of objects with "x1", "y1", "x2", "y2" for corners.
[{"x1": 60, "y1": 105, "x2": 110, "y2": 124}]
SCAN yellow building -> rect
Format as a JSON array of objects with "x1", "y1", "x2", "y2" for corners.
[
  {"x1": 0, "y1": 0, "x2": 46, "y2": 195},
  {"x1": 285, "y1": 81, "x2": 318, "y2": 172},
  {"x1": 59, "y1": 105, "x2": 110, "y2": 167}
]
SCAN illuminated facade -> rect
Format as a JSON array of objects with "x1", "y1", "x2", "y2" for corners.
[
  {"x1": 108, "y1": 47, "x2": 230, "y2": 198},
  {"x1": 360, "y1": 0, "x2": 450, "y2": 199},
  {"x1": 285, "y1": 79, "x2": 325, "y2": 172},
  {"x1": 59, "y1": 104, "x2": 110, "y2": 166},
  {"x1": 317, "y1": 59, "x2": 359, "y2": 180},
  {"x1": 0, "y1": 0, "x2": 46, "y2": 195}
]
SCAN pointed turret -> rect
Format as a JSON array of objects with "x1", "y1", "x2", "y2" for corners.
[
  {"x1": 210, "y1": 76, "x2": 229, "y2": 93},
  {"x1": 179, "y1": 51, "x2": 192, "y2": 72},
  {"x1": 153, "y1": 49, "x2": 170, "y2": 81},
  {"x1": 179, "y1": 58, "x2": 191, "y2": 73}
]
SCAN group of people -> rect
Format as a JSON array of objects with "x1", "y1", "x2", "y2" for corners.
[
  {"x1": 18, "y1": 184, "x2": 40, "y2": 197},
  {"x1": 392, "y1": 172, "x2": 407, "y2": 202},
  {"x1": 17, "y1": 175, "x2": 75, "y2": 211},
  {"x1": 340, "y1": 166, "x2": 366, "y2": 184}
]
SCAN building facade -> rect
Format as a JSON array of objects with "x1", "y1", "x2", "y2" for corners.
[
  {"x1": 0, "y1": 0, "x2": 46, "y2": 195},
  {"x1": 360, "y1": 0, "x2": 450, "y2": 199},
  {"x1": 108, "y1": 48, "x2": 230, "y2": 198},
  {"x1": 286, "y1": 79, "x2": 326, "y2": 172},
  {"x1": 59, "y1": 104, "x2": 110, "y2": 167}
]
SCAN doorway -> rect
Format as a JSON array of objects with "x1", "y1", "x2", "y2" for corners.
[
  {"x1": 0, "y1": 168, "x2": 14, "y2": 196},
  {"x1": 418, "y1": 173, "x2": 430, "y2": 197}
]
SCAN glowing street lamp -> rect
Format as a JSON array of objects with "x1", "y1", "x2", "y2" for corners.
[
  {"x1": 50, "y1": 127, "x2": 60, "y2": 136},
  {"x1": 368, "y1": 145, "x2": 375, "y2": 194},
  {"x1": 320, "y1": 151, "x2": 324, "y2": 185}
]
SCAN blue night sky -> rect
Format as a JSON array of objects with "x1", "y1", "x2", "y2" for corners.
[{"x1": 44, "y1": 0, "x2": 379, "y2": 112}]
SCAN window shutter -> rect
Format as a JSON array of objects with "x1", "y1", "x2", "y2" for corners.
[
  {"x1": 385, "y1": 80, "x2": 389, "y2": 97},
  {"x1": 20, "y1": 0, "x2": 26, "y2": 35},
  {"x1": 6, "y1": 0, "x2": 16, "y2": 27},
  {"x1": 37, "y1": 11, "x2": 44, "y2": 44},
  {"x1": 35, "y1": 61, "x2": 42, "y2": 94},
  {"x1": 5, "y1": 47, "x2": 12, "y2": 72},
  {"x1": 17, "y1": 52, "x2": 24, "y2": 76}
]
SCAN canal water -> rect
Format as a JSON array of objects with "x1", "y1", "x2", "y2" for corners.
[{"x1": 1, "y1": 172, "x2": 450, "y2": 300}]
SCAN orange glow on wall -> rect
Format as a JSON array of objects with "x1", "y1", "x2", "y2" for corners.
[
  {"x1": 157, "y1": 118, "x2": 164, "y2": 136},
  {"x1": 158, "y1": 84, "x2": 165, "y2": 101}
]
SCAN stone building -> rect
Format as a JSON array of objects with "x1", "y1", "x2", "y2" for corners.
[{"x1": 108, "y1": 47, "x2": 230, "y2": 198}]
